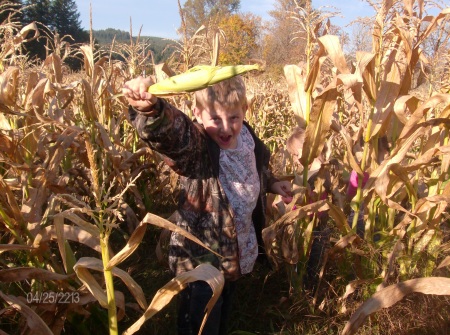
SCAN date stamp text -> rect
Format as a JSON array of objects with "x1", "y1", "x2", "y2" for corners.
[{"x1": 26, "y1": 291, "x2": 80, "y2": 304}]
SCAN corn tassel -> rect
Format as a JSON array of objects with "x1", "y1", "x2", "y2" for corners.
[{"x1": 148, "y1": 64, "x2": 261, "y2": 96}]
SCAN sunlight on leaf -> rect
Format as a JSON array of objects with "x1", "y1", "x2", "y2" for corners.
[{"x1": 123, "y1": 263, "x2": 224, "y2": 335}]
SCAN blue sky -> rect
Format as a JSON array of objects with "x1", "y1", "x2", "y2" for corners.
[{"x1": 74, "y1": 0, "x2": 375, "y2": 38}]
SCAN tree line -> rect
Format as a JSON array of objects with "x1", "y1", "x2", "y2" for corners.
[
  {"x1": 1, "y1": 0, "x2": 315, "y2": 72},
  {"x1": 1, "y1": 0, "x2": 88, "y2": 67},
  {"x1": 177, "y1": 0, "x2": 321, "y2": 73},
  {"x1": 1, "y1": 0, "x2": 359, "y2": 73},
  {"x1": 0, "y1": 1, "x2": 177, "y2": 68}
]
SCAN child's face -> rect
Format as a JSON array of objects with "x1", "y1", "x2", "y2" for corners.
[{"x1": 194, "y1": 102, "x2": 246, "y2": 149}]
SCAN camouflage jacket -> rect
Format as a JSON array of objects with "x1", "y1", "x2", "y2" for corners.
[{"x1": 129, "y1": 98, "x2": 278, "y2": 281}]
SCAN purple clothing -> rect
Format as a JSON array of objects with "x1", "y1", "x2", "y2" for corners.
[{"x1": 347, "y1": 170, "x2": 369, "y2": 199}]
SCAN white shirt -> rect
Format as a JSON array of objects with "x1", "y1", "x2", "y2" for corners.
[{"x1": 219, "y1": 126, "x2": 260, "y2": 274}]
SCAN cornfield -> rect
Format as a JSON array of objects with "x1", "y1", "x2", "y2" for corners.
[{"x1": 0, "y1": 1, "x2": 450, "y2": 334}]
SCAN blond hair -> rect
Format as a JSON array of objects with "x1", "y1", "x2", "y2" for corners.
[{"x1": 194, "y1": 76, "x2": 247, "y2": 110}]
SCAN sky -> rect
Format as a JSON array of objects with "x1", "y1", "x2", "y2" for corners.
[{"x1": 74, "y1": 0, "x2": 375, "y2": 39}]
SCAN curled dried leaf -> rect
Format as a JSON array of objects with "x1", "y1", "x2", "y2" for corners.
[
  {"x1": 123, "y1": 263, "x2": 224, "y2": 335},
  {"x1": 73, "y1": 257, "x2": 147, "y2": 311},
  {"x1": 342, "y1": 277, "x2": 450, "y2": 335},
  {"x1": 0, "y1": 67, "x2": 19, "y2": 106},
  {"x1": 0, "y1": 292, "x2": 53, "y2": 335}
]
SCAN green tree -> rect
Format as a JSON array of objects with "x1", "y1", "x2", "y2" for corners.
[
  {"x1": 180, "y1": 0, "x2": 240, "y2": 37},
  {"x1": 51, "y1": 0, "x2": 87, "y2": 42},
  {"x1": 23, "y1": 0, "x2": 52, "y2": 26},
  {"x1": 22, "y1": 0, "x2": 88, "y2": 67}
]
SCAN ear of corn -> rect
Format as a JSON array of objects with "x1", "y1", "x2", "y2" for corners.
[{"x1": 148, "y1": 64, "x2": 261, "y2": 96}]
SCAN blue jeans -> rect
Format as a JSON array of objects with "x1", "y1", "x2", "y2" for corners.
[{"x1": 177, "y1": 280, "x2": 236, "y2": 335}]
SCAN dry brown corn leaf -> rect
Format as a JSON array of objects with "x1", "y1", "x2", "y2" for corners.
[
  {"x1": 339, "y1": 279, "x2": 374, "y2": 313},
  {"x1": 0, "y1": 66, "x2": 19, "y2": 107},
  {"x1": 106, "y1": 219, "x2": 148, "y2": 270},
  {"x1": 30, "y1": 78, "x2": 51, "y2": 118},
  {"x1": 14, "y1": 22, "x2": 39, "y2": 44},
  {"x1": 403, "y1": 145, "x2": 450, "y2": 173},
  {"x1": 334, "y1": 124, "x2": 364, "y2": 176},
  {"x1": 2, "y1": 22, "x2": 39, "y2": 59},
  {"x1": 416, "y1": 8, "x2": 450, "y2": 46},
  {"x1": 398, "y1": 94, "x2": 450, "y2": 142},
  {"x1": 0, "y1": 112, "x2": 10, "y2": 130},
  {"x1": 327, "y1": 233, "x2": 359, "y2": 259},
  {"x1": 154, "y1": 62, "x2": 176, "y2": 82},
  {"x1": 263, "y1": 200, "x2": 329, "y2": 267},
  {"x1": 356, "y1": 51, "x2": 376, "y2": 102},
  {"x1": 413, "y1": 195, "x2": 450, "y2": 227},
  {"x1": 142, "y1": 213, "x2": 223, "y2": 258},
  {"x1": 33, "y1": 224, "x2": 101, "y2": 253},
  {"x1": 318, "y1": 35, "x2": 350, "y2": 75},
  {"x1": 57, "y1": 211, "x2": 100, "y2": 238},
  {"x1": 95, "y1": 121, "x2": 121, "y2": 168},
  {"x1": 46, "y1": 128, "x2": 79, "y2": 175},
  {"x1": 365, "y1": 126, "x2": 427, "y2": 208},
  {"x1": 305, "y1": 42, "x2": 327, "y2": 93},
  {"x1": 437, "y1": 256, "x2": 450, "y2": 269},
  {"x1": 73, "y1": 257, "x2": 147, "y2": 311},
  {"x1": 283, "y1": 64, "x2": 307, "y2": 128},
  {"x1": 372, "y1": 1, "x2": 393, "y2": 55},
  {"x1": 71, "y1": 261, "x2": 127, "y2": 320},
  {"x1": 0, "y1": 244, "x2": 35, "y2": 252},
  {"x1": 80, "y1": 45, "x2": 94, "y2": 78},
  {"x1": 54, "y1": 214, "x2": 70, "y2": 274},
  {"x1": 80, "y1": 79, "x2": 97, "y2": 121},
  {"x1": 262, "y1": 220, "x2": 299, "y2": 269},
  {"x1": 389, "y1": 164, "x2": 417, "y2": 201},
  {"x1": 0, "y1": 291, "x2": 53, "y2": 335},
  {"x1": 300, "y1": 85, "x2": 338, "y2": 168},
  {"x1": 378, "y1": 234, "x2": 405, "y2": 291},
  {"x1": 327, "y1": 202, "x2": 351, "y2": 235},
  {"x1": 43, "y1": 53, "x2": 63, "y2": 83},
  {"x1": 123, "y1": 263, "x2": 224, "y2": 335},
  {"x1": 0, "y1": 267, "x2": 71, "y2": 283},
  {"x1": 370, "y1": 37, "x2": 408, "y2": 139},
  {"x1": 0, "y1": 174, "x2": 22, "y2": 224},
  {"x1": 0, "y1": 133, "x2": 15, "y2": 158},
  {"x1": 341, "y1": 277, "x2": 450, "y2": 335},
  {"x1": 107, "y1": 211, "x2": 222, "y2": 270},
  {"x1": 393, "y1": 94, "x2": 421, "y2": 125}
]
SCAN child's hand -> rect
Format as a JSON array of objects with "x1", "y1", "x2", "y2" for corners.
[
  {"x1": 271, "y1": 181, "x2": 292, "y2": 204},
  {"x1": 122, "y1": 76, "x2": 158, "y2": 112}
]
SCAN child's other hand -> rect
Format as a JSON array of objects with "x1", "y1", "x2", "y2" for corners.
[
  {"x1": 271, "y1": 181, "x2": 292, "y2": 203},
  {"x1": 122, "y1": 76, "x2": 158, "y2": 112}
]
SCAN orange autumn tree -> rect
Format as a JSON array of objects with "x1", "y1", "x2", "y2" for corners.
[{"x1": 218, "y1": 13, "x2": 261, "y2": 64}]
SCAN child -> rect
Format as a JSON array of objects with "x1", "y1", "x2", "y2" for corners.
[{"x1": 122, "y1": 74, "x2": 291, "y2": 335}]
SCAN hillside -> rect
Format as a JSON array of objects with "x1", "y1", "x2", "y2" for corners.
[{"x1": 92, "y1": 28, "x2": 176, "y2": 63}]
